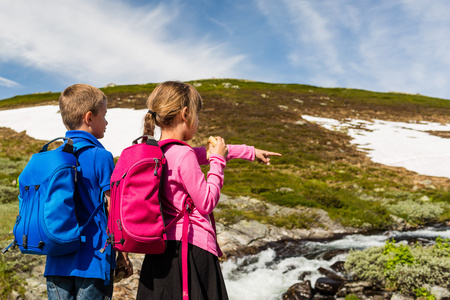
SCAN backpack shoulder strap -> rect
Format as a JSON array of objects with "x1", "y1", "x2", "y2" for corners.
[
  {"x1": 40, "y1": 137, "x2": 74, "y2": 153},
  {"x1": 158, "y1": 139, "x2": 191, "y2": 149},
  {"x1": 156, "y1": 139, "x2": 192, "y2": 300}
]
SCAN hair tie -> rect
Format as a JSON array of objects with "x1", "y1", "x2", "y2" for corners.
[{"x1": 147, "y1": 110, "x2": 157, "y2": 119}]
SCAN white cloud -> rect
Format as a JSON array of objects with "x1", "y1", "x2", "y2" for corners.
[
  {"x1": 0, "y1": 0, "x2": 245, "y2": 87},
  {"x1": 254, "y1": 0, "x2": 450, "y2": 98},
  {"x1": 254, "y1": 0, "x2": 347, "y2": 79},
  {"x1": 0, "y1": 76, "x2": 19, "y2": 87}
]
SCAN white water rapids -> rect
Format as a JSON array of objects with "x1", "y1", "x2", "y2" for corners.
[{"x1": 223, "y1": 227, "x2": 450, "y2": 300}]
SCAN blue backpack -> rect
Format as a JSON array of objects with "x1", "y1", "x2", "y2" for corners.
[{"x1": 2, "y1": 137, "x2": 102, "y2": 256}]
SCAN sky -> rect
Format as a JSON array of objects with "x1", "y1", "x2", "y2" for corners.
[{"x1": 1, "y1": 0, "x2": 450, "y2": 100}]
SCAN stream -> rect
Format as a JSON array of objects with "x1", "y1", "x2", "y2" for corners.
[{"x1": 222, "y1": 225, "x2": 450, "y2": 300}]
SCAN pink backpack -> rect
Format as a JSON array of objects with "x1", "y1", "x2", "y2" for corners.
[
  {"x1": 108, "y1": 136, "x2": 177, "y2": 254},
  {"x1": 108, "y1": 136, "x2": 221, "y2": 299}
]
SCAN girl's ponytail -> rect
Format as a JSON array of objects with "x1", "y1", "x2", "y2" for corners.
[{"x1": 143, "y1": 110, "x2": 157, "y2": 136}]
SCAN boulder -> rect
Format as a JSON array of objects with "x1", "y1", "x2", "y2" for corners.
[
  {"x1": 282, "y1": 280, "x2": 313, "y2": 300},
  {"x1": 315, "y1": 277, "x2": 345, "y2": 295},
  {"x1": 318, "y1": 267, "x2": 346, "y2": 281}
]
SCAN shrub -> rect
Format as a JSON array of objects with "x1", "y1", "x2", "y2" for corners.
[
  {"x1": 414, "y1": 287, "x2": 435, "y2": 300},
  {"x1": 344, "y1": 246, "x2": 387, "y2": 286},
  {"x1": 386, "y1": 200, "x2": 446, "y2": 224},
  {"x1": 345, "y1": 237, "x2": 450, "y2": 294},
  {"x1": 345, "y1": 294, "x2": 360, "y2": 300},
  {"x1": 0, "y1": 186, "x2": 19, "y2": 204},
  {"x1": 383, "y1": 239, "x2": 414, "y2": 276}
]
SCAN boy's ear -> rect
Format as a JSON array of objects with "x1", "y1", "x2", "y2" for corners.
[{"x1": 83, "y1": 111, "x2": 93, "y2": 126}]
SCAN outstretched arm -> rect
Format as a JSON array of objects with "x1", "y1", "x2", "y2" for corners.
[
  {"x1": 255, "y1": 149, "x2": 282, "y2": 165},
  {"x1": 193, "y1": 138, "x2": 281, "y2": 165}
]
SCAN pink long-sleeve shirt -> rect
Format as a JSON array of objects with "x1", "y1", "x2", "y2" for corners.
[{"x1": 161, "y1": 143, "x2": 255, "y2": 256}]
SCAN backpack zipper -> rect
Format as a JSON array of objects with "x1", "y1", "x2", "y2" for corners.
[{"x1": 154, "y1": 158, "x2": 160, "y2": 176}]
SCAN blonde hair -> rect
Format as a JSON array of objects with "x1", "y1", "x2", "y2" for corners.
[
  {"x1": 59, "y1": 84, "x2": 107, "y2": 130},
  {"x1": 143, "y1": 81, "x2": 202, "y2": 136}
]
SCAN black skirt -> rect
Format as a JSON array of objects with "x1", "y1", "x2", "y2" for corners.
[{"x1": 136, "y1": 241, "x2": 229, "y2": 300}]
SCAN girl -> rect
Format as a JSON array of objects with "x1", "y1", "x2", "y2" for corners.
[{"x1": 136, "y1": 81, "x2": 281, "y2": 300}]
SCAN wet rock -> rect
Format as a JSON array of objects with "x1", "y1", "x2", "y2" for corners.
[
  {"x1": 330, "y1": 261, "x2": 345, "y2": 273},
  {"x1": 298, "y1": 271, "x2": 312, "y2": 281},
  {"x1": 282, "y1": 280, "x2": 313, "y2": 300},
  {"x1": 322, "y1": 249, "x2": 349, "y2": 260},
  {"x1": 318, "y1": 267, "x2": 346, "y2": 281},
  {"x1": 283, "y1": 265, "x2": 297, "y2": 274},
  {"x1": 315, "y1": 277, "x2": 345, "y2": 295}
]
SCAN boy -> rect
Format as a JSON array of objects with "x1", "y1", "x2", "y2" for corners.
[{"x1": 45, "y1": 84, "x2": 132, "y2": 300}]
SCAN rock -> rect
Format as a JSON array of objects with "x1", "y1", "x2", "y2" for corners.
[
  {"x1": 283, "y1": 265, "x2": 297, "y2": 274},
  {"x1": 322, "y1": 249, "x2": 349, "y2": 261},
  {"x1": 429, "y1": 286, "x2": 450, "y2": 300},
  {"x1": 277, "y1": 187, "x2": 294, "y2": 193},
  {"x1": 312, "y1": 294, "x2": 335, "y2": 300},
  {"x1": 298, "y1": 271, "x2": 312, "y2": 281},
  {"x1": 391, "y1": 292, "x2": 414, "y2": 300},
  {"x1": 282, "y1": 280, "x2": 313, "y2": 300},
  {"x1": 318, "y1": 267, "x2": 346, "y2": 281},
  {"x1": 330, "y1": 261, "x2": 345, "y2": 273},
  {"x1": 295, "y1": 120, "x2": 307, "y2": 126},
  {"x1": 10, "y1": 291, "x2": 21, "y2": 299},
  {"x1": 419, "y1": 195, "x2": 430, "y2": 202},
  {"x1": 390, "y1": 215, "x2": 407, "y2": 231},
  {"x1": 343, "y1": 281, "x2": 373, "y2": 294},
  {"x1": 315, "y1": 277, "x2": 345, "y2": 295}
]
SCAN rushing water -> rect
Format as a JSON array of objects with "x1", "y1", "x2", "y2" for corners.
[{"x1": 222, "y1": 225, "x2": 450, "y2": 300}]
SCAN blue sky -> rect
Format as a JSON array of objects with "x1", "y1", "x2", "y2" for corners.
[{"x1": 1, "y1": 0, "x2": 450, "y2": 100}]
